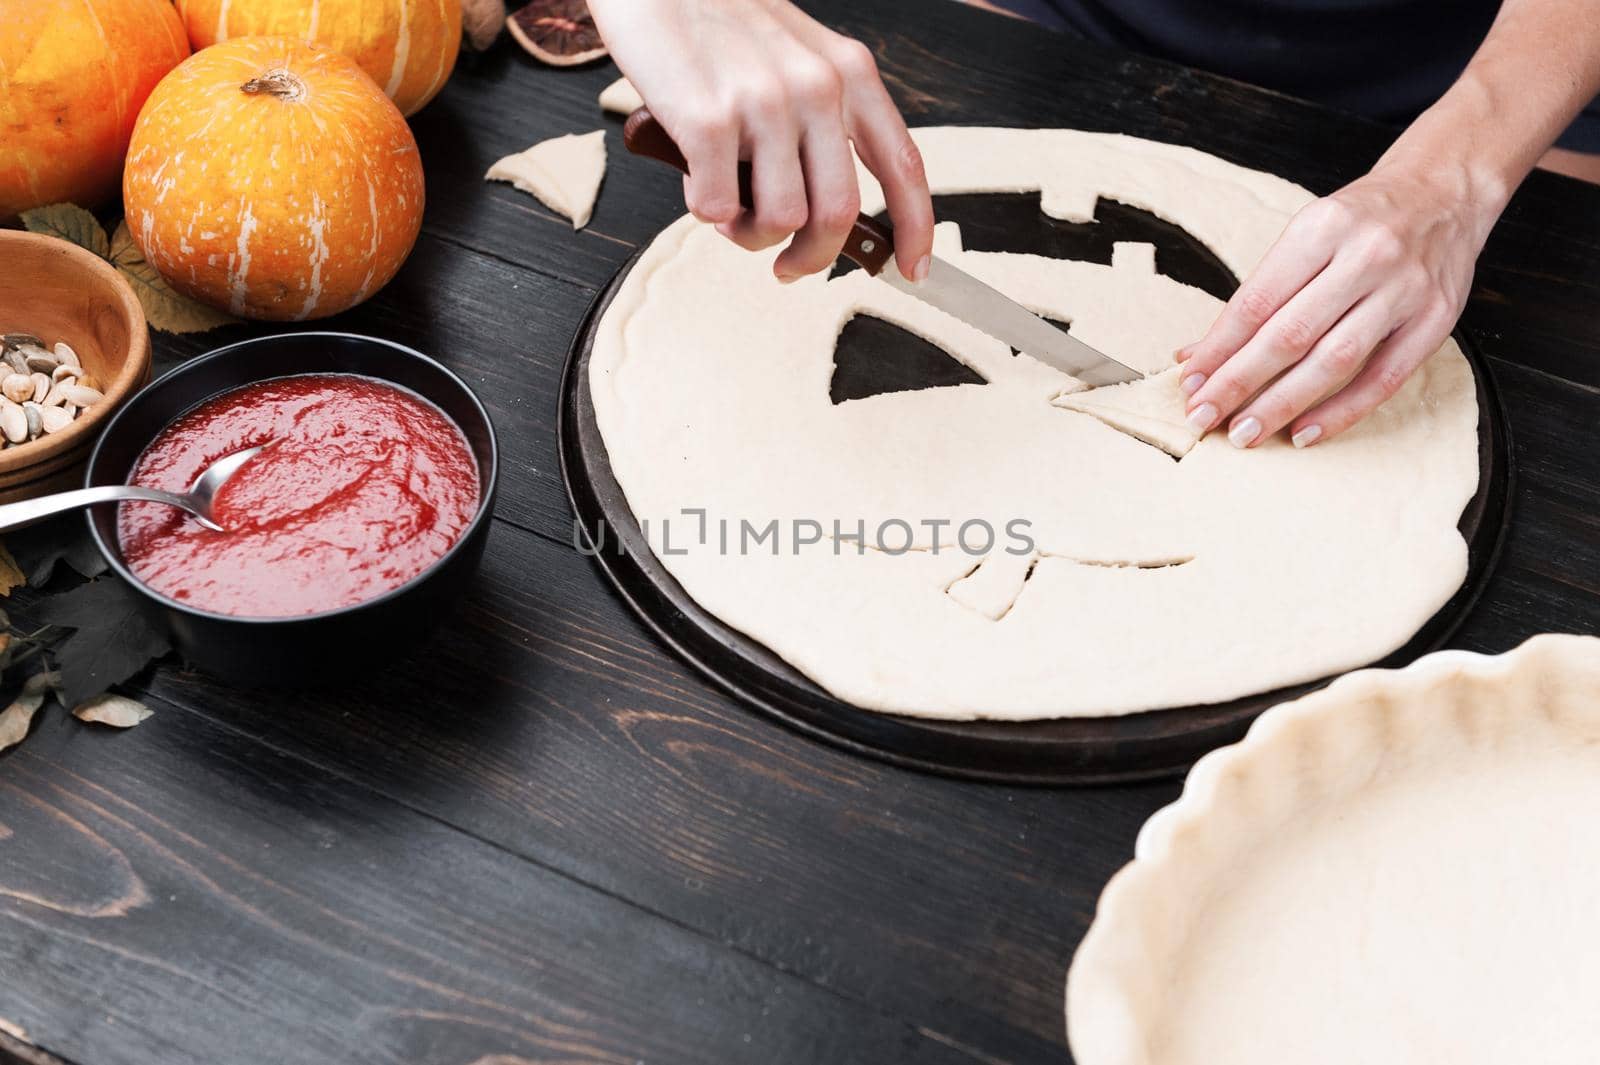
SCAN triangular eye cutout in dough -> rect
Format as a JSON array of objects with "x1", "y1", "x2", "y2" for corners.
[
  {"x1": 485, "y1": 130, "x2": 607, "y2": 229},
  {"x1": 830, "y1": 313, "x2": 987, "y2": 404},
  {"x1": 1052, "y1": 367, "x2": 1201, "y2": 459}
]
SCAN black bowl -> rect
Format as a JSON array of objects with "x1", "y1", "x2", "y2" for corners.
[{"x1": 85, "y1": 332, "x2": 499, "y2": 687}]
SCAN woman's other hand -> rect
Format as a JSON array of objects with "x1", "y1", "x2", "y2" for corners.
[{"x1": 1175, "y1": 163, "x2": 1497, "y2": 449}]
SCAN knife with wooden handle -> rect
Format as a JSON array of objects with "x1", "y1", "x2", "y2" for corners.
[{"x1": 621, "y1": 108, "x2": 1143, "y2": 387}]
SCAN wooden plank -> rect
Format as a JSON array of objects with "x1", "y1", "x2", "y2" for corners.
[
  {"x1": 0, "y1": 692, "x2": 981, "y2": 1065},
  {"x1": 1487, "y1": 357, "x2": 1600, "y2": 502},
  {"x1": 1468, "y1": 253, "x2": 1600, "y2": 392},
  {"x1": 412, "y1": 51, "x2": 676, "y2": 291},
  {"x1": 97, "y1": 516, "x2": 1172, "y2": 1063},
  {"x1": 0, "y1": 1029, "x2": 72, "y2": 1065}
]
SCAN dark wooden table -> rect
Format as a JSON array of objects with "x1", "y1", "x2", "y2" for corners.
[{"x1": 3, "y1": 3, "x2": 1597, "y2": 1063}]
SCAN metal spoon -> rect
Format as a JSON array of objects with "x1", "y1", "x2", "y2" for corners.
[{"x1": 0, "y1": 446, "x2": 265, "y2": 534}]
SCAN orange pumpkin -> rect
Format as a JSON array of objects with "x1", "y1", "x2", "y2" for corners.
[
  {"x1": 0, "y1": 0, "x2": 190, "y2": 221},
  {"x1": 123, "y1": 37, "x2": 425, "y2": 322},
  {"x1": 176, "y1": 0, "x2": 462, "y2": 116}
]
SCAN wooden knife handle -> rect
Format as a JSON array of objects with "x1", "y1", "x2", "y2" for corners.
[{"x1": 622, "y1": 107, "x2": 896, "y2": 277}]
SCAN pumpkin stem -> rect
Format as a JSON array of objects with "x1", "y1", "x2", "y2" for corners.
[{"x1": 241, "y1": 68, "x2": 306, "y2": 102}]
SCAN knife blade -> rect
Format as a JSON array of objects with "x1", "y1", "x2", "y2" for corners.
[
  {"x1": 875, "y1": 256, "x2": 1141, "y2": 386},
  {"x1": 621, "y1": 109, "x2": 1143, "y2": 388}
]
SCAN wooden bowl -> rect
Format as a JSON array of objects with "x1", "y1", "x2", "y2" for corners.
[{"x1": 0, "y1": 230, "x2": 151, "y2": 501}]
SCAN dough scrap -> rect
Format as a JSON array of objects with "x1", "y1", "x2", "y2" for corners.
[
  {"x1": 1053, "y1": 368, "x2": 1200, "y2": 458},
  {"x1": 486, "y1": 130, "x2": 606, "y2": 229},
  {"x1": 589, "y1": 127, "x2": 1479, "y2": 720},
  {"x1": 599, "y1": 76, "x2": 644, "y2": 115},
  {"x1": 946, "y1": 551, "x2": 1039, "y2": 620}
]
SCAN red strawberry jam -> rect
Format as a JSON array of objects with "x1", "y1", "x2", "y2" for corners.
[{"x1": 118, "y1": 374, "x2": 480, "y2": 617}]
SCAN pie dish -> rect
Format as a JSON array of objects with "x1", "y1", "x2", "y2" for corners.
[{"x1": 1065, "y1": 633, "x2": 1600, "y2": 1064}]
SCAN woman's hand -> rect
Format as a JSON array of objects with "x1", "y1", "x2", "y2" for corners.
[
  {"x1": 1175, "y1": 163, "x2": 1500, "y2": 448},
  {"x1": 588, "y1": 0, "x2": 934, "y2": 284}
]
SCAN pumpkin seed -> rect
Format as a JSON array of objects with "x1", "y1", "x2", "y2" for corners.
[
  {"x1": 2, "y1": 374, "x2": 33, "y2": 404},
  {"x1": 0, "y1": 401, "x2": 26, "y2": 443},
  {"x1": 0, "y1": 333, "x2": 103, "y2": 445},
  {"x1": 60, "y1": 384, "x2": 103, "y2": 407},
  {"x1": 38, "y1": 405, "x2": 72, "y2": 434}
]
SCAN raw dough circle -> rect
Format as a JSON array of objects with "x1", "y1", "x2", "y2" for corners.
[{"x1": 590, "y1": 128, "x2": 1479, "y2": 720}]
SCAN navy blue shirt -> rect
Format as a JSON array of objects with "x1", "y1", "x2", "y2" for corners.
[{"x1": 993, "y1": 0, "x2": 1599, "y2": 150}]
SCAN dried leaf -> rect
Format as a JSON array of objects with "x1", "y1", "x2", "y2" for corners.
[
  {"x1": 108, "y1": 218, "x2": 142, "y2": 268},
  {"x1": 0, "y1": 672, "x2": 56, "y2": 754},
  {"x1": 20, "y1": 203, "x2": 110, "y2": 260},
  {"x1": 0, "y1": 701, "x2": 39, "y2": 753},
  {"x1": 0, "y1": 542, "x2": 23, "y2": 597},
  {"x1": 23, "y1": 670, "x2": 60, "y2": 695},
  {"x1": 35, "y1": 579, "x2": 169, "y2": 709},
  {"x1": 110, "y1": 221, "x2": 237, "y2": 335},
  {"x1": 4, "y1": 514, "x2": 109, "y2": 587},
  {"x1": 72, "y1": 692, "x2": 153, "y2": 728}
]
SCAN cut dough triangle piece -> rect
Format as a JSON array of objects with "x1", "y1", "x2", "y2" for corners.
[
  {"x1": 946, "y1": 551, "x2": 1039, "y2": 621},
  {"x1": 599, "y1": 77, "x2": 644, "y2": 115},
  {"x1": 486, "y1": 130, "x2": 607, "y2": 229},
  {"x1": 1052, "y1": 366, "x2": 1201, "y2": 458}
]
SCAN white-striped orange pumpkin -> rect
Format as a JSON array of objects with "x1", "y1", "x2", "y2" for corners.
[
  {"x1": 0, "y1": 0, "x2": 190, "y2": 220},
  {"x1": 176, "y1": 0, "x2": 462, "y2": 116},
  {"x1": 123, "y1": 37, "x2": 425, "y2": 322}
]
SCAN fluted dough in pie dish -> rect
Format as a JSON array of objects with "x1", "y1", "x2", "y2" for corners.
[
  {"x1": 1066, "y1": 634, "x2": 1600, "y2": 1065},
  {"x1": 588, "y1": 127, "x2": 1480, "y2": 719}
]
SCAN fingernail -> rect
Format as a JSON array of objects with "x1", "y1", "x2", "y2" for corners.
[
  {"x1": 1292, "y1": 425, "x2": 1323, "y2": 449},
  {"x1": 912, "y1": 255, "x2": 930, "y2": 283},
  {"x1": 1180, "y1": 372, "x2": 1206, "y2": 396},
  {"x1": 775, "y1": 270, "x2": 799, "y2": 285},
  {"x1": 1175, "y1": 346, "x2": 1191, "y2": 363},
  {"x1": 1186, "y1": 402, "x2": 1218, "y2": 433},
  {"x1": 1228, "y1": 416, "x2": 1261, "y2": 449}
]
